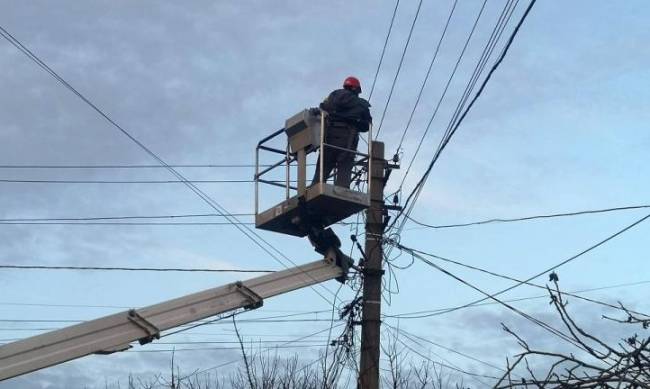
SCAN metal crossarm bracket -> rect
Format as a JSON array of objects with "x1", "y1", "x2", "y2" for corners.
[
  {"x1": 127, "y1": 309, "x2": 161, "y2": 345},
  {"x1": 235, "y1": 281, "x2": 264, "y2": 310}
]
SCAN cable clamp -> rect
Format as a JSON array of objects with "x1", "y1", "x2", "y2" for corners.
[
  {"x1": 365, "y1": 232, "x2": 384, "y2": 242},
  {"x1": 128, "y1": 309, "x2": 161, "y2": 345},
  {"x1": 363, "y1": 268, "x2": 385, "y2": 277},
  {"x1": 235, "y1": 281, "x2": 264, "y2": 310}
]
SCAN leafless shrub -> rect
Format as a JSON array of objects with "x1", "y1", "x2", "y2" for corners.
[{"x1": 496, "y1": 279, "x2": 650, "y2": 388}]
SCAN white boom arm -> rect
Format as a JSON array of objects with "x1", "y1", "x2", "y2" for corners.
[{"x1": 0, "y1": 250, "x2": 347, "y2": 381}]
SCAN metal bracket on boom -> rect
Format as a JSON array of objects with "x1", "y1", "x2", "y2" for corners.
[
  {"x1": 235, "y1": 281, "x2": 264, "y2": 310},
  {"x1": 127, "y1": 309, "x2": 161, "y2": 345}
]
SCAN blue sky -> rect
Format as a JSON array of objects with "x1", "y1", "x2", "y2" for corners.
[{"x1": 1, "y1": 1, "x2": 650, "y2": 387}]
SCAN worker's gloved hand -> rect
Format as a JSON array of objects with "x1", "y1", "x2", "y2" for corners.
[{"x1": 309, "y1": 107, "x2": 321, "y2": 116}]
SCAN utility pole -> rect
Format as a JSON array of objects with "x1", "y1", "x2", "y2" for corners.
[{"x1": 358, "y1": 141, "x2": 385, "y2": 389}]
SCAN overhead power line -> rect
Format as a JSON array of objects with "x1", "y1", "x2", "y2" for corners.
[
  {"x1": 383, "y1": 322, "x2": 506, "y2": 373},
  {"x1": 0, "y1": 301, "x2": 131, "y2": 309},
  {"x1": 0, "y1": 24, "x2": 339, "y2": 305},
  {"x1": 385, "y1": 279, "x2": 650, "y2": 319},
  {"x1": 0, "y1": 310, "x2": 328, "y2": 324},
  {"x1": 0, "y1": 343, "x2": 326, "y2": 352},
  {"x1": 374, "y1": 0, "x2": 424, "y2": 138},
  {"x1": 0, "y1": 179, "x2": 288, "y2": 184},
  {"x1": 395, "y1": 0, "x2": 537, "y2": 231},
  {"x1": 394, "y1": 246, "x2": 650, "y2": 317},
  {"x1": 178, "y1": 323, "x2": 345, "y2": 380},
  {"x1": 0, "y1": 311, "x2": 341, "y2": 337},
  {"x1": 0, "y1": 213, "x2": 355, "y2": 227},
  {"x1": 398, "y1": 246, "x2": 586, "y2": 351},
  {"x1": 155, "y1": 339, "x2": 331, "y2": 345},
  {"x1": 368, "y1": 0, "x2": 401, "y2": 101},
  {"x1": 127, "y1": 344, "x2": 324, "y2": 353},
  {"x1": 0, "y1": 320, "x2": 344, "y2": 332},
  {"x1": 0, "y1": 213, "x2": 354, "y2": 226},
  {"x1": 405, "y1": 204, "x2": 650, "y2": 229},
  {"x1": 0, "y1": 222, "x2": 256, "y2": 226},
  {"x1": 396, "y1": 0, "x2": 488, "y2": 192},
  {"x1": 390, "y1": 210, "x2": 650, "y2": 318},
  {"x1": 394, "y1": 0, "x2": 521, "y2": 235},
  {"x1": 0, "y1": 213, "x2": 253, "y2": 222},
  {"x1": 0, "y1": 221, "x2": 355, "y2": 226},
  {"x1": 0, "y1": 264, "x2": 274, "y2": 273},
  {"x1": 394, "y1": 0, "x2": 459, "y2": 154},
  {"x1": 0, "y1": 301, "x2": 329, "y2": 314},
  {"x1": 383, "y1": 325, "x2": 500, "y2": 384},
  {"x1": 0, "y1": 164, "x2": 263, "y2": 169}
]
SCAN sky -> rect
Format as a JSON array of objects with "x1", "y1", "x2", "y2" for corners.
[{"x1": 1, "y1": 0, "x2": 650, "y2": 387}]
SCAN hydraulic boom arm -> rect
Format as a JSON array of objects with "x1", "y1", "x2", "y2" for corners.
[{"x1": 0, "y1": 248, "x2": 350, "y2": 381}]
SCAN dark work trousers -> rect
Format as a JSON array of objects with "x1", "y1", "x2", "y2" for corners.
[{"x1": 312, "y1": 125, "x2": 359, "y2": 188}]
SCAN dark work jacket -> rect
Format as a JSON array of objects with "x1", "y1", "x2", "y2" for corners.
[{"x1": 320, "y1": 89, "x2": 372, "y2": 133}]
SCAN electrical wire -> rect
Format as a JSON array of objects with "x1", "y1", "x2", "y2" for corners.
[
  {"x1": 394, "y1": 0, "x2": 458, "y2": 154},
  {"x1": 396, "y1": 0, "x2": 488, "y2": 192},
  {"x1": 162, "y1": 311, "x2": 241, "y2": 339},
  {"x1": 389, "y1": 211, "x2": 650, "y2": 318},
  {"x1": 198, "y1": 338, "x2": 335, "y2": 344},
  {"x1": 0, "y1": 264, "x2": 273, "y2": 273},
  {"x1": 176, "y1": 323, "x2": 345, "y2": 380},
  {"x1": 404, "y1": 204, "x2": 650, "y2": 229},
  {"x1": 322, "y1": 283, "x2": 345, "y2": 381},
  {"x1": 435, "y1": 0, "x2": 520, "y2": 154},
  {"x1": 0, "y1": 24, "x2": 340, "y2": 305},
  {"x1": 393, "y1": 0, "x2": 537, "y2": 234},
  {"x1": 0, "y1": 310, "x2": 332, "y2": 328},
  {"x1": 0, "y1": 222, "x2": 256, "y2": 226},
  {"x1": 0, "y1": 221, "x2": 355, "y2": 226},
  {"x1": 0, "y1": 179, "x2": 287, "y2": 184},
  {"x1": 396, "y1": 0, "x2": 519, "y2": 200},
  {"x1": 0, "y1": 164, "x2": 264, "y2": 169},
  {"x1": 384, "y1": 324, "x2": 499, "y2": 384},
  {"x1": 0, "y1": 213, "x2": 253, "y2": 222},
  {"x1": 384, "y1": 322, "x2": 505, "y2": 373},
  {"x1": 385, "y1": 279, "x2": 650, "y2": 318},
  {"x1": 374, "y1": 0, "x2": 424, "y2": 138},
  {"x1": 399, "y1": 247, "x2": 588, "y2": 352},
  {"x1": 391, "y1": 246, "x2": 650, "y2": 318},
  {"x1": 368, "y1": 0, "x2": 401, "y2": 102},
  {"x1": 392, "y1": 0, "x2": 521, "y2": 238},
  {"x1": 126, "y1": 344, "x2": 325, "y2": 353},
  {"x1": 0, "y1": 319, "x2": 344, "y2": 332}
]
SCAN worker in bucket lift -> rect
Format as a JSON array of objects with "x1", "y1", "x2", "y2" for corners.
[{"x1": 311, "y1": 76, "x2": 372, "y2": 188}]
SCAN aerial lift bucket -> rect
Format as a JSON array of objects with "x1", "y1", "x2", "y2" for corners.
[{"x1": 254, "y1": 108, "x2": 372, "y2": 237}]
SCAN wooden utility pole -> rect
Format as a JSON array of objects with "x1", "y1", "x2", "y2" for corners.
[{"x1": 358, "y1": 141, "x2": 385, "y2": 389}]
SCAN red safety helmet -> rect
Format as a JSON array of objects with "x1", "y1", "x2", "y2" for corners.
[{"x1": 343, "y1": 76, "x2": 362, "y2": 93}]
